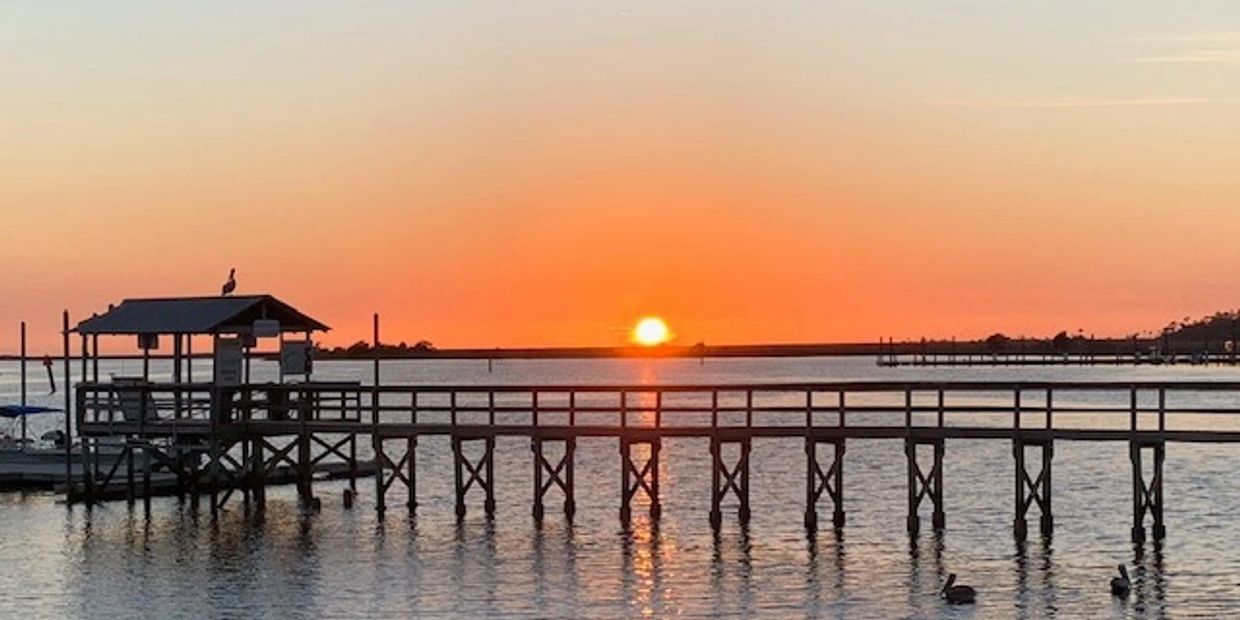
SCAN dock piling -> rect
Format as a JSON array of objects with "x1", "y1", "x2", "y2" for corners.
[
  {"x1": 533, "y1": 436, "x2": 575, "y2": 521},
  {"x1": 905, "y1": 437, "x2": 945, "y2": 534},
  {"x1": 709, "y1": 435, "x2": 751, "y2": 528},
  {"x1": 1130, "y1": 439, "x2": 1166, "y2": 542},
  {"x1": 452, "y1": 435, "x2": 496, "y2": 519},
  {"x1": 620, "y1": 436, "x2": 660, "y2": 526},
  {"x1": 805, "y1": 437, "x2": 845, "y2": 531},
  {"x1": 1013, "y1": 438, "x2": 1053, "y2": 540}
]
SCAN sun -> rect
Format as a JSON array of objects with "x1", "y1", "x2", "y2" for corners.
[{"x1": 632, "y1": 316, "x2": 671, "y2": 346}]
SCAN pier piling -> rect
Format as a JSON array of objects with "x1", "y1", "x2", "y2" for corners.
[
  {"x1": 905, "y1": 437, "x2": 945, "y2": 535},
  {"x1": 805, "y1": 437, "x2": 845, "y2": 531},
  {"x1": 452, "y1": 435, "x2": 496, "y2": 518},
  {"x1": 532, "y1": 436, "x2": 575, "y2": 521},
  {"x1": 1013, "y1": 438, "x2": 1053, "y2": 540},
  {"x1": 1130, "y1": 439, "x2": 1166, "y2": 542},
  {"x1": 620, "y1": 436, "x2": 660, "y2": 526},
  {"x1": 709, "y1": 435, "x2": 751, "y2": 528}
]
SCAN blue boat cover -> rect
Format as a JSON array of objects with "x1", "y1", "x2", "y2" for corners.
[{"x1": 0, "y1": 405, "x2": 60, "y2": 418}]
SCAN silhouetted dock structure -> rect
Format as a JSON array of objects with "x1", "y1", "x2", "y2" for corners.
[
  {"x1": 54, "y1": 296, "x2": 1240, "y2": 543},
  {"x1": 875, "y1": 337, "x2": 1239, "y2": 367},
  {"x1": 73, "y1": 376, "x2": 1240, "y2": 543}
]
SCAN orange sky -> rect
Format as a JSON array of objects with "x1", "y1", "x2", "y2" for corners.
[{"x1": 3, "y1": 4, "x2": 1240, "y2": 351}]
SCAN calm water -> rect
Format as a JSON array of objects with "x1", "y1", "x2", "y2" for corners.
[{"x1": 2, "y1": 356, "x2": 1240, "y2": 618}]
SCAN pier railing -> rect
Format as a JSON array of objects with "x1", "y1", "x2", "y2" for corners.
[{"x1": 77, "y1": 380, "x2": 1240, "y2": 441}]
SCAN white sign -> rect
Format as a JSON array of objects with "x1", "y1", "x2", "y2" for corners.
[
  {"x1": 214, "y1": 337, "x2": 244, "y2": 387},
  {"x1": 280, "y1": 340, "x2": 312, "y2": 376}
]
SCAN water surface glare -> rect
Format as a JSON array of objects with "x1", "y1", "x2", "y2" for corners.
[{"x1": 2, "y1": 357, "x2": 1239, "y2": 618}]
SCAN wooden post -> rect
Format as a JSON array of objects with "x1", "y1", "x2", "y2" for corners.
[
  {"x1": 19, "y1": 322, "x2": 26, "y2": 447},
  {"x1": 252, "y1": 437, "x2": 265, "y2": 512},
  {"x1": 406, "y1": 435, "x2": 417, "y2": 510},
  {"x1": 372, "y1": 313, "x2": 382, "y2": 514},
  {"x1": 533, "y1": 437, "x2": 545, "y2": 521},
  {"x1": 533, "y1": 435, "x2": 575, "y2": 521},
  {"x1": 906, "y1": 437, "x2": 945, "y2": 534},
  {"x1": 485, "y1": 436, "x2": 496, "y2": 516},
  {"x1": 1131, "y1": 441, "x2": 1145, "y2": 543},
  {"x1": 1013, "y1": 438, "x2": 1053, "y2": 541},
  {"x1": 297, "y1": 391, "x2": 313, "y2": 505},
  {"x1": 62, "y1": 311, "x2": 73, "y2": 495},
  {"x1": 709, "y1": 436, "x2": 751, "y2": 528},
  {"x1": 374, "y1": 437, "x2": 387, "y2": 515},
  {"x1": 76, "y1": 387, "x2": 94, "y2": 503},
  {"x1": 620, "y1": 436, "x2": 660, "y2": 527},
  {"x1": 1130, "y1": 439, "x2": 1166, "y2": 542},
  {"x1": 452, "y1": 434, "x2": 495, "y2": 519}
]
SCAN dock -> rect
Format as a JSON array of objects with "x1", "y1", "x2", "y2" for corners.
[
  {"x1": 46, "y1": 293, "x2": 1240, "y2": 544},
  {"x1": 70, "y1": 379, "x2": 1240, "y2": 543}
]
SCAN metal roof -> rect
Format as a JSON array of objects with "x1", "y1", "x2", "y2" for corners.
[{"x1": 74, "y1": 295, "x2": 330, "y2": 335}]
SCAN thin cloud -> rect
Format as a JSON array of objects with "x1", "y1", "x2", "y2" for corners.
[
  {"x1": 1118, "y1": 32, "x2": 1240, "y2": 64},
  {"x1": 1122, "y1": 32, "x2": 1240, "y2": 44},
  {"x1": 926, "y1": 97, "x2": 1240, "y2": 109},
  {"x1": 1124, "y1": 50, "x2": 1240, "y2": 64}
]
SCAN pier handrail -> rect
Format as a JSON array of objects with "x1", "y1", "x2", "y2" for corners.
[{"x1": 74, "y1": 380, "x2": 1240, "y2": 441}]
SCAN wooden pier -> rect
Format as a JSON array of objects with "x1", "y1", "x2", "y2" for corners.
[{"x1": 69, "y1": 379, "x2": 1240, "y2": 542}]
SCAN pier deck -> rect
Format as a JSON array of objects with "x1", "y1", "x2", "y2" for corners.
[{"x1": 71, "y1": 380, "x2": 1240, "y2": 541}]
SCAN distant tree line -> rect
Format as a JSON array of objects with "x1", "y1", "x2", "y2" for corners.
[
  {"x1": 314, "y1": 340, "x2": 437, "y2": 359},
  {"x1": 978, "y1": 309, "x2": 1240, "y2": 356}
]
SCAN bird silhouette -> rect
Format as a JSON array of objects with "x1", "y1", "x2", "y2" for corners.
[
  {"x1": 942, "y1": 573, "x2": 976, "y2": 605},
  {"x1": 221, "y1": 268, "x2": 236, "y2": 296},
  {"x1": 1110, "y1": 564, "x2": 1131, "y2": 598}
]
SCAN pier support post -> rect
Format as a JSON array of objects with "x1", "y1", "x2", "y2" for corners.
[
  {"x1": 905, "y1": 437, "x2": 945, "y2": 534},
  {"x1": 620, "y1": 436, "x2": 660, "y2": 527},
  {"x1": 805, "y1": 436, "x2": 845, "y2": 531},
  {"x1": 532, "y1": 435, "x2": 576, "y2": 521},
  {"x1": 1130, "y1": 439, "x2": 1166, "y2": 542},
  {"x1": 296, "y1": 429, "x2": 314, "y2": 506},
  {"x1": 709, "y1": 435, "x2": 751, "y2": 528},
  {"x1": 453, "y1": 435, "x2": 496, "y2": 519},
  {"x1": 1013, "y1": 438, "x2": 1053, "y2": 541},
  {"x1": 373, "y1": 435, "x2": 416, "y2": 514},
  {"x1": 250, "y1": 436, "x2": 265, "y2": 511}
]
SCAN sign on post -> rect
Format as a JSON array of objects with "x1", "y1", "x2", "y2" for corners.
[
  {"x1": 280, "y1": 340, "x2": 313, "y2": 376},
  {"x1": 214, "y1": 337, "x2": 244, "y2": 387}
]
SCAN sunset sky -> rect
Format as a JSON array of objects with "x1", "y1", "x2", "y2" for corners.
[{"x1": 3, "y1": 2, "x2": 1240, "y2": 350}]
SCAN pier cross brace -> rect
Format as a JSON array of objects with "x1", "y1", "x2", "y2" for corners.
[
  {"x1": 906, "y1": 437, "x2": 945, "y2": 534},
  {"x1": 453, "y1": 435, "x2": 496, "y2": 518},
  {"x1": 620, "y1": 437, "x2": 661, "y2": 526},
  {"x1": 532, "y1": 436, "x2": 576, "y2": 520},
  {"x1": 1131, "y1": 439, "x2": 1166, "y2": 542},
  {"x1": 709, "y1": 436, "x2": 751, "y2": 528},
  {"x1": 805, "y1": 437, "x2": 845, "y2": 531},
  {"x1": 1013, "y1": 438, "x2": 1053, "y2": 540}
]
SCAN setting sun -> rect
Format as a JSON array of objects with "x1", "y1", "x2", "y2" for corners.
[{"x1": 632, "y1": 317, "x2": 671, "y2": 346}]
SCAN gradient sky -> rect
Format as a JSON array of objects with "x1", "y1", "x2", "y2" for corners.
[{"x1": 4, "y1": 2, "x2": 1240, "y2": 350}]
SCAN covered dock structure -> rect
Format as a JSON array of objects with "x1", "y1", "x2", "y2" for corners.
[{"x1": 69, "y1": 294, "x2": 361, "y2": 513}]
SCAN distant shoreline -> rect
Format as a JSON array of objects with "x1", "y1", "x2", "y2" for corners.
[{"x1": 0, "y1": 335, "x2": 1225, "y2": 362}]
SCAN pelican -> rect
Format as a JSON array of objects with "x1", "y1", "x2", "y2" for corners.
[
  {"x1": 1110, "y1": 564, "x2": 1131, "y2": 598},
  {"x1": 942, "y1": 573, "x2": 976, "y2": 605},
  {"x1": 221, "y1": 268, "x2": 236, "y2": 296}
]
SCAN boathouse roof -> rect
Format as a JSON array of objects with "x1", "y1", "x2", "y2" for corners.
[{"x1": 74, "y1": 295, "x2": 329, "y2": 335}]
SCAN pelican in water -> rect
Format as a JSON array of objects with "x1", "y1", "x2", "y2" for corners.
[
  {"x1": 1110, "y1": 564, "x2": 1131, "y2": 598},
  {"x1": 942, "y1": 573, "x2": 976, "y2": 605},
  {"x1": 221, "y1": 268, "x2": 236, "y2": 296}
]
